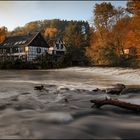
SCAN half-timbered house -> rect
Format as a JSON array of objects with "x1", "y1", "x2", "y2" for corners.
[{"x1": 0, "y1": 32, "x2": 49, "y2": 61}]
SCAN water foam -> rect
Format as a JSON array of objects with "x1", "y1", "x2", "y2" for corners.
[{"x1": 56, "y1": 67, "x2": 140, "y2": 85}]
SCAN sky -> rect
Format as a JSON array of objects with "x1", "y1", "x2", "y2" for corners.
[{"x1": 0, "y1": 1, "x2": 127, "y2": 31}]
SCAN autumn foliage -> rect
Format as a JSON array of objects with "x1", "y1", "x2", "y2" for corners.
[
  {"x1": 44, "y1": 27, "x2": 58, "y2": 39},
  {"x1": 0, "y1": 27, "x2": 7, "y2": 43},
  {"x1": 86, "y1": 0, "x2": 140, "y2": 67}
]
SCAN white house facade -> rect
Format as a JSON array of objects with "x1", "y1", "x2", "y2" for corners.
[{"x1": 48, "y1": 40, "x2": 66, "y2": 55}]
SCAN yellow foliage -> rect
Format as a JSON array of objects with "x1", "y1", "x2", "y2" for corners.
[
  {"x1": 0, "y1": 27, "x2": 7, "y2": 43},
  {"x1": 0, "y1": 35, "x2": 6, "y2": 43},
  {"x1": 127, "y1": 0, "x2": 140, "y2": 16},
  {"x1": 44, "y1": 28, "x2": 58, "y2": 38}
]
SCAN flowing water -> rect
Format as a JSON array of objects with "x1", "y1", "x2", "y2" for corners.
[{"x1": 0, "y1": 67, "x2": 139, "y2": 139}]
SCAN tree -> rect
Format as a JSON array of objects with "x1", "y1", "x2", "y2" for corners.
[
  {"x1": 62, "y1": 46, "x2": 91, "y2": 67},
  {"x1": 0, "y1": 26, "x2": 7, "y2": 43},
  {"x1": 63, "y1": 22, "x2": 89, "y2": 48},
  {"x1": 112, "y1": 16, "x2": 131, "y2": 56},
  {"x1": 125, "y1": 0, "x2": 140, "y2": 63},
  {"x1": 87, "y1": 2, "x2": 117, "y2": 64},
  {"x1": 94, "y1": 2, "x2": 115, "y2": 35},
  {"x1": 127, "y1": 0, "x2": 140, "y2": 16},
  {"x1": 44, "y1": 27, "x2": 58, "y2": 40},
  {"x1": 86, "y1": 2, "x2": 130, "y2": 65},
  {"x1": 63, "y1": 21, "x2": 91, "y2": 66}
]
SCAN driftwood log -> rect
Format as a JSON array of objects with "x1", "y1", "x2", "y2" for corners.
[{"x1": 90, "y1": 98, "x2": 140, "y2": 112}]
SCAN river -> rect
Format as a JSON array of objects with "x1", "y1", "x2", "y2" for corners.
[
  {"x1": 0, "y1": 67, "x2": 139, "y2": 96},
  {"x1": 0, "y1": 67, "x2": 139, "y2": 139}
]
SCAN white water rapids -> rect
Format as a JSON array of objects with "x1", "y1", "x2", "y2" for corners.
[
  {"x1": 57, "y1": 67, "x2": 140, "y2": 86},
  {"x1": 0, "y1": 67, "x2": 139, "y2": 139},
  {"x1": 0, "y1": 67, "x2": 139, "y2": 91}
]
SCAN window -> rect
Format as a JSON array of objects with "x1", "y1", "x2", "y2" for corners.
[
  {"x1": 45, "y1": 50, "x2": 48, "y2": 53},
  {"x1": 18, "y1": 47, "x2": 23, "y2": 53},
  {"x1": 19, "y1": 41, "x2": 23, "y2": 44},
  {"x1": 124, "y1": 49, "x2": 129, "y2": 55},
  {"x1": 3, "y1": 49, "x2": 6, "y2": 53},
  {"x1": 60, "y1": 44, "x2": 63, "y2": 49},
  {"x1": 12, "y1": 47, "x2": 19, "y2": 53},
  {"x1": 123, "y1": 48, "x2": 136, "y2": 56},
  {"x1": 0, "y1": 49, "x2": 2, "y2": 54},
  {"x1": 56, "y1": 44, "x2": 59, "y2": 49},
  {"x1": 22, "y1": 40, "x2": 26, "y2": 44},
  {"x1": 37, "y1": 48, "x2": 41, "y2": 53},
  {"x1": 129, "y1": 48, "x2": 136, "y2": 56},
  {"x1": 6, "y1": 48, "x2": 11, "y2": 53},
  {"x1": 14, "y1": 42, "x2": 19, "y2": 45}
]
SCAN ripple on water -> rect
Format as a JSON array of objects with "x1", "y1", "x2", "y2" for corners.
[{"x1": 32, "y1": 112, "x2": 74, "y2": 124}]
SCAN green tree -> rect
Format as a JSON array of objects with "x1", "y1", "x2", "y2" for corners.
[
  {"x1": 62, "y1": 46, "x2": 91, "y2": 67},
  {"x1": 94, "y1": 2, "x2": 115, "y2": 33},
  {"x1": 63, "y1": 22, "x2": 90, "y2": 48}
]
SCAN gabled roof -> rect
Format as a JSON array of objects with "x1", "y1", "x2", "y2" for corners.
[{"x1": 0, "y1": 32, "x2": 49, "y2": 48}]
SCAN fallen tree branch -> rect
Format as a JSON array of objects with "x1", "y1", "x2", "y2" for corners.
[{"x1": 90, "y1": 98, "x2": 140, "y2": 112}]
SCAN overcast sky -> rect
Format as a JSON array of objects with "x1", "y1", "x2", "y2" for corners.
[{"x1": 0, "y1": 1, "x2": 127, "y2": 31}]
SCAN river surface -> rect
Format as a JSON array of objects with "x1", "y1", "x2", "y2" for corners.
[
  {"x1": 0, "y1": 67, "x2": 139, "y2": 139},
  {"x1": 0, "y1": 67, "x2": 139, "y2": 97}
]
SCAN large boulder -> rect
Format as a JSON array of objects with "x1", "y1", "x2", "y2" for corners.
[
  {"x1": 120, "y1": 85, "x2": 140, "y2": 94},
  {"x1": 105, "y1": 84, "x2": 126, "y2": 95}
]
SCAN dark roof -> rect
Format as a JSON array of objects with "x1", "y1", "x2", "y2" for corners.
[{"x1": 0, "y1": 32, "x2": 49, "y2": 48}]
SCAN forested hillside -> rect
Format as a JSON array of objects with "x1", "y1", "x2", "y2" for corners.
[{"x1": 8, "y1": 19, "x2": 90, "y2": 48}]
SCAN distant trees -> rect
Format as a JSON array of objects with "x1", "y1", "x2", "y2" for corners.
[
  {"x1": 9, "y1": 19, "x2": 90, "y2": 47},
  {"x1": 10, "y1": 21, "x2": 42, "y2": 36}
]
